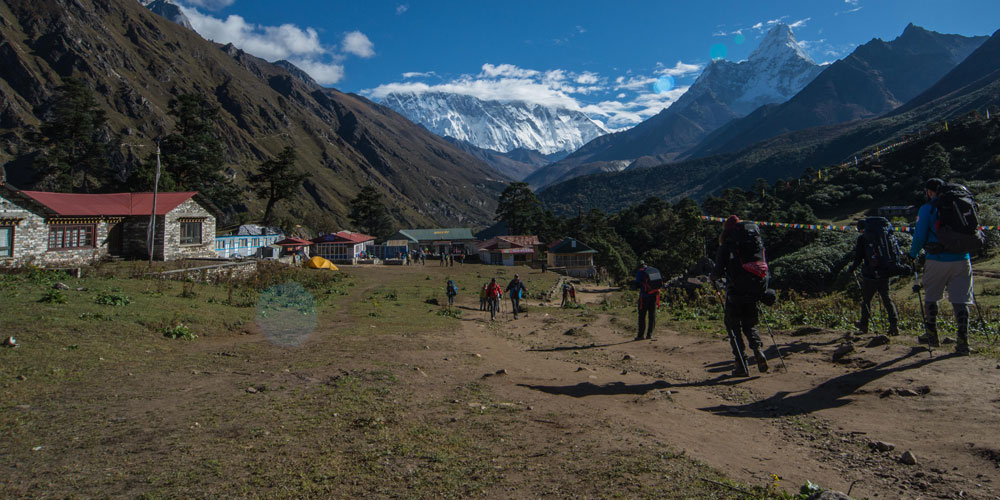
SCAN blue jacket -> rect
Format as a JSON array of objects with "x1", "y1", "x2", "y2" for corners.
[{"x1": 909, "y1": 200, "x2": 970, "y2": 262}]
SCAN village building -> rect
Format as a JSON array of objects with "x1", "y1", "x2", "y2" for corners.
[
  {"x1": 386, "y1": 228, "x2": 477, "y2": 256},
  {"x1": 313, "y1": 230, "x2": 376, "y2": 264},
  {"x1": 0, "y1": 185, "x2": 216, "y2": 267},
  {"x1": 546, "y1": 237, "x2": 598, "y2": 277},
  {"x1": 476, "y1": 235, "x2": 541, "y2": 266},
  {"x1": 215, "y1": 224, "x2": 282, "y2": 259}
]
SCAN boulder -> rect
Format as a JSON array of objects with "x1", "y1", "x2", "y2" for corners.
[
  {"x1": 867, "y1": 335, "x2": 890, "y2": 347},
  {"x1": 900, "y1": 450, "x2": 918, "y2": 465},
  {"x1": 832, "y1": 343, "x2": 855, "y2": 361},
  {"x1": 806, "y1": 491, "x2": 854, "y2": 500},
  {"x1": 53, "y1": 282, "x2": 70, "y2": 290}
]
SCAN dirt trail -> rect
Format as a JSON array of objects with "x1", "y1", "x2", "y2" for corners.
[{"x1": 414, "y1": 280, "x2": 1000, "y2": 499}]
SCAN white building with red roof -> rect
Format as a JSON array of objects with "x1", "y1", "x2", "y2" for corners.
[
  {"x1": 0, "y1": 184, "x2": 217, "y2": 267},
  {"x1": 476, "y1": 235, "x2": 541, "y2": 266},
  {"x1": 312, "y1": 230, "x2": 376, "y2": 264}
]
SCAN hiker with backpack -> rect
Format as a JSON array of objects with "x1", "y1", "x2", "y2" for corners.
[
  {"x1": 846, "y1": 217, "x2": 907, "y2": 336},
  {"x1": 446, "y1": 279, "x2": 458, "y2": 307},
  {"x1": 711, "y1": 215, "x2": 770, "y2": 376},
  {"x1": 505, "y1": 274, "x2": 528, "y2": 320},
  {"x1": 480, "y1": 283, "x2": 488, "y2": 311},
  {"x1": 486, "y1": 278, "x2": 503, "y2": 321},
  {"x1": 634, "y1": 261, "x2": 662, "y2": 340},
  {"x1": 909, "y1": 178, "x2": 984, "y2": 355}
]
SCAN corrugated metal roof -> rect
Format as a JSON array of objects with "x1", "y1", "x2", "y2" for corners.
[
  {"x1": 313, "y1": 231, "x2": 375, "y2": 244},
  {"x1": 548, "y1": 237, "x2": 597, "y2": 254},
  {"x1": 394, "y1": 228, "x2": 475, "y2": 242},
  {"x1": 19, "y1": 191, "x2": 199, "y2": 216}
]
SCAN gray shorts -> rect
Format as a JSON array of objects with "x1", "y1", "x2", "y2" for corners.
[{"x1": 922, "y1": 259, "x2": 973, "y2": 305}]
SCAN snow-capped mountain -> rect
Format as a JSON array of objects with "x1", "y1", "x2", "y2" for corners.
[
  {"x1": 379, "y1": 92, "x2": 609, "y2": 155},
  {"x1": 139, "y1": 0, "x2": 193, "y2": 29},
  {"x1": 678, "y1": 23, "x2": 823, "y2": 118},
  {"x1": 525, "y1": 23, "x2": 823, "y2": 188}
]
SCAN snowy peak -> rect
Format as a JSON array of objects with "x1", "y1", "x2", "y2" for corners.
[
  {"x1": 139, "y1": 0, "x2": 193, "y2": 29},
  {"x1": 380, "y1": 92, "x2": 609, "y2": 155},
  {"x1": 750, "y1": 24, "x2": 814, "y2": 64}
]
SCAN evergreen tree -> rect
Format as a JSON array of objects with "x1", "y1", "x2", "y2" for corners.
[
  {"x1": 31, "y1": 78, "x2": 111, "y2": 192},
  {"x1": 920, "y1": 142, "x2": 951, "y2": 179},
  {"x1": 144, "y1": 94, "x2": 239, "y2": 208},
  {"x1": 495, "y1": 182, "x2": 545, "y2": 235},
  {"x1": 250, "y1": 146, "x2": 309, "y2": 224},
  {"x1": 349, "y1": 185, "x2": 394, "y2": 238}
]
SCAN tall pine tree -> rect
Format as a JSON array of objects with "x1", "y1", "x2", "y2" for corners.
[
  {"x1": 250, "y1": 146, "x2": 309, "y2": 224},
  {"x1": 348, "y1": 186, "x2": 394, "y2": 238}
]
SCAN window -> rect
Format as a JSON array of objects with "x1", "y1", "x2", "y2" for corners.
[
  {"x1": 0, "y1": 226, "x2": 12, "y2": 257},
  {"x1": 180, "y1": 221, "x2": 202, "y2": 245},
  {"x1": 48, "y1": 225, "x2": 95, "y2": 250}
]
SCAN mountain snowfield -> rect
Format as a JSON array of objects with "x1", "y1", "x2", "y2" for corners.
[{"x1": 379, "y1": 92, "x2": 609, "y2": 155}]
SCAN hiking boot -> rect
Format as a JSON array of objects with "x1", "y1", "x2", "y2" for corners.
[
  {"x1": 731, "y1": 365, "x2": 749, "y2": 377},
  {"x1": 854, "y1": 320, "x2": 868, "y2": 335},
  {"x1": 954, "y1": 343, "x2": 971, "y2": 356},
  {"x1": 887, "y1": 324, "x2": 899, "y2": 336},
  {"x1": 754, "y1": 348, "x2": 769, "y2": 373},
  {"x1": 917, "y1": 333, "x2": 940, "y2": 347},
  {"x1": 645, "y1": 333, "x2": 652, "y2": 340},
  {"x1": 634, "y1": 335, "x2": 644, "y2": 341}
]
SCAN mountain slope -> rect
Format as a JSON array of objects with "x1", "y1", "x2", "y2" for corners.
[
  {"x1": 687, "y1": 24, "x2": 987, "y2": 159},
  {"x1": 538, "y1": 28, "x2": 1000, "y2": 215},
  {"x1": 893, "y1": 28, "x2": 1000, "y2": 114},
  {"x1": 525, "y1": 24, "x2": 823, "y2": 189},
  {"x1": 380, "y1": 91, "x2": 608, "y2": 155},
  {"x1": 0, "y1": 0, "x2": 507, "y2": 229},
  {"x1": 441, "y1": 138, "x2": 562, "y2": 181}
]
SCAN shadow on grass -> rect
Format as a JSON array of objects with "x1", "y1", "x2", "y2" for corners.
[{"x1": 519, "y1": 374, "x2": 758, "y2": 398}]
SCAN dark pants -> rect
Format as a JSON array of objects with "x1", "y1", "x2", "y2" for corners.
[
  {"x1": 510, "y1": 298, "x2": 520, "y2": 319},
  {"x1": 488, "y1": 298, "x2": 499, "y2": 320},
  {"x1": 859, "y1": 277, "x2": 898, "y2": 331},
  {"x1": 447, "y1": 294, "x2": 455, "y2": 306},
  {"x1": 725, "y1": 299, "x2": 762, "y2": 359},
  {"x1": 637, "y1": 295, "x2": 657, "y2": 338}
]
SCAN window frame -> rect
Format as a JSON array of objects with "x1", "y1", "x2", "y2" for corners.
[
  {"x1": 47, "y1": 224, "x2": 96, "y2": 251},
  {"x1": 0, "y1": 226, "x2": 13, "y2": 257},
  {"x1": 180, "y1": 221, "x2": 203, "y2": 246}
]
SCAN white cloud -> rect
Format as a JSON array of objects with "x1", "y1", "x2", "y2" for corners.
[
  {"x1": 576, "y1": 25, "x2": 586, "y2": 34},
  {"x1": 835, "y1": 6, "x2": 863, "y2": 15},
  {"x1": 789, "y1": 17, "x2": 811, "y2": 29},
  {"x1": 180, "y1": 5, "x2": 372, "y2": 85},
  {"x1": 366, "y1": 62, "x2": 698, "y2": 130},
  {"x1": 656, "y1": 60, "x2": 703, "y2": 77},
  {"x1": 751, "y1": 22, "x2": 763, "y2": 30},
  {"x1": 845, "y1": 0, "x2": 859, "y2": 4},
  {"x1": 342, "y1": 31, "x2": 375, "y2": 58},
  {"x1": 481, "y1": 63, "x2": 540, "y2": 79},
  {"x1": 396, "y1": 4, "x2": 408, "y2": 15},
  {"x1": 180, "y1": 0, "x2": 235, "y2": 10},
  {"x1": 402, "y1": 71, "x2": 435, "y2": 79}
]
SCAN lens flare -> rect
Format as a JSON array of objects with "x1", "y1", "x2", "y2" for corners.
[
  {"x1": 256, "y1": 282, "x2": 317, "y2": 347},
  {"x1": 710, "y1": 43, "x2": 728, "y2": 60},
  {"x1": 653, "y1": 75, "x2": 675, "y2": 94},
  {"x1": 734, "y1": 33, "x2": 745, "y2": 45}
]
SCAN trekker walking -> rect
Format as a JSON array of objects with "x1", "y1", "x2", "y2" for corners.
[
  {"x1": 910, "y1": 178, "x2": 984, "y2": 355},
  {"x1": 505, "y1": 274, "x2": 528, "y2": 320},
  {"x1": 561, "y1": 281, "x2": 571, "y2": 307},
  {"x1": 711, "y1": 215, "x2": 770, "y2": 376},
  {"x1": 446, "y1": 279, "x2": 458, "y2": 307},
  {"x1": 486, "y1": 278, "x2": 503, "y2": 321},
  {"x1": 480, "y1": 283, "x2": 488, "y2": 311},
  {"x1": 634, "y1": 261, "x2": 662, "y2": 340},
  {"x1": 847, "y1": 218, "x2": 904, "y2": 336}
]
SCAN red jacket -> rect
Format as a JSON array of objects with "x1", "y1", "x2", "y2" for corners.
[{"x1": 486, "y1": 283, "x2": 502, "y2": 298}]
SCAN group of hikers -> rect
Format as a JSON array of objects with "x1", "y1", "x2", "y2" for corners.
[
  {"x1": 446, "y1": 274, "x2": 529, "y2": 320},
  {"x1": 403, "y1": 249, "x2": 466, "y2": 266},
  {"x1": 633, "y1": 177, "x2": 983, "y2": 377}
]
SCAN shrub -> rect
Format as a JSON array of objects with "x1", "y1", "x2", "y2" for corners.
[
  {"x1": 95, "y1": 290, "x2": 132, "y2": 306},
  {"x1": 163, "y1": 323, "x2": 196, "y2": 340},
  {"x1": 39, "y1": 289, "x2": 67, "y2": 304}
]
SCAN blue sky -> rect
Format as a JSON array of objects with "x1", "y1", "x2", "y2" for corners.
[{"x1": 176, "y1": 0, "x2": 999, "y2": 129}]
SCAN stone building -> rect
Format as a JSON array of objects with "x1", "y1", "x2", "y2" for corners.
[{"x1": 0, "y1": 185, "x2": 217, "y2": 267}]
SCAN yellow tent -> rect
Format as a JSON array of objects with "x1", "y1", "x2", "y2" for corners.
[{"x1": 305, "y1": 256, "x2": 339, "y2": 270}]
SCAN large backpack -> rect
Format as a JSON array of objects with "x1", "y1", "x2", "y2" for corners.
[
  {"x1": 861, "y1": 217, "x2": 910, "y2": 279},
  {"x1": 726, "y1": 222, "x2": 768, "y2": 299},
  {"x1": 640, "y1": 266, "x2": 663, "y2": 292},
  {"x1": 929, "y1": 184, "x2": 985, "y2": 254}
]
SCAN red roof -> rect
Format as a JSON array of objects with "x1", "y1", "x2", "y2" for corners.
[
  {"x1": 332, "y1": 231, "x2": 375, "y2": 243},
  {"x1": 19, "y1": 191, "x2": 199, "y2": 216},
  {"x1": 275, "y1": 237, "x2": 313, "y2": 246}
]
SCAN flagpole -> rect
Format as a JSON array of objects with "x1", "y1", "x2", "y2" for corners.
[{"x1": 148, "y1": 141, "x2": 161, "y2": 267}]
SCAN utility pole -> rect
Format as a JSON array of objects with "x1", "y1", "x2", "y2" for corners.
[{"x1": 147, "y1": 140, "x2": 161, "y2": 267}]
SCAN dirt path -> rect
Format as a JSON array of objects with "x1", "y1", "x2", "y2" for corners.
[{"x1": 408, "y1": 280, "x2": 1000, "y2": 499}]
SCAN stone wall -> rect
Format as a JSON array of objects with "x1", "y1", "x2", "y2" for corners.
[
  {"x1": 0, "y1": 193, "x2": 111, "y2": 268},
  {"x1": 162, "y1": 198, "x2": 216, "y2": 260}
]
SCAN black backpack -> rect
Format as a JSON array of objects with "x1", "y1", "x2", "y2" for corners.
[
  {"x1": 861, "y1": 217, "x2": 911, "y2": 279},
  {"x1": 640, "y1": 266, "x2": 663, "y2": 291},
  {"x1": 726, "y1": 222, "x2": 768, "y2": 300},
  {"x1": 929, "y1": 184, "x2": 985, "y2": 254}
]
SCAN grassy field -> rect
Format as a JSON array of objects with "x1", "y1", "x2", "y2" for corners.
[{"x1": 2, "y1": 262, "x2": 816, "y2": 499}]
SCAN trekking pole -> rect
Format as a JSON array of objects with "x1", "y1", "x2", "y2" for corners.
[
  {"x1": 971, "y1": 292, "x2": 994, "y2": 344},
  {"x1": 757, "y1": 304, "x2": 788, "y2": 372},
  {"x1": 852, "y1": 270, "x2": 869, "y2": 334},
  {"x1": 711, "y1": 281, "x2": 749, "y2": 376}
]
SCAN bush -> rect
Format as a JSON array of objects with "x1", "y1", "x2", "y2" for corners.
[
  {"x1": 95, "y1": 290, "x2": 132, "y2": 306},
  {"x1": 39, "y1": 289, "x2": 67, "y2": 304},
  {"x1": 770, "y1": 232, "x2": 855, "y2": 292},
  {"x1": 163, "y1": 323, "x2": 197, "y2": 340}
]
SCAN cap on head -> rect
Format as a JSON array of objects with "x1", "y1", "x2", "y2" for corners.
[
  {"x1": 925, "y1": 178, "x2": 945, "y2": 192},
  {"x1": 723, "y1": 215, "x2": 741, "y2": 231},
  {"x1": 514, "y1": 274, "x2": 519, "y2": 278},
  {"x1": 639, "y1": 260, "x2": 646, "y2": 267}
]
